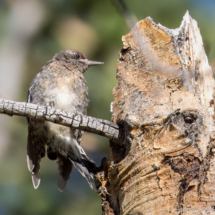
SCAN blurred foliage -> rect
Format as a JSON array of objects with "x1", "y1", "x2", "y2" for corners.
[{"x1": 0, "y1": 0, "x2": 215, "y2": 214}]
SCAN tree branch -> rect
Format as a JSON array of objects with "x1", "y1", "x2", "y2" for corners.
[{"x1": 0, "y1": 98, "x2": 120, "y2": 143}]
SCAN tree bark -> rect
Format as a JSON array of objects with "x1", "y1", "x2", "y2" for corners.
[
  {"x1": 0, "y1": 99, "x2": 120, "y2": 143},
  {"x1": 101, "y1": 11, "x2": 215, "y2": 215}
]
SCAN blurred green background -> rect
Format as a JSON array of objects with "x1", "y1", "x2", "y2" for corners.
[{"x1": 0, "y1": 0, "x2": 214, "y2": 214}]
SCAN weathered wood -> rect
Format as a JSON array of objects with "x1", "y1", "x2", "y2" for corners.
[
  {"x1": 0, "y1": 98, "x2": 120, "y2": 143},
  {"x1": 101, "y1": 11, "x2": 215, "y2": 215}
]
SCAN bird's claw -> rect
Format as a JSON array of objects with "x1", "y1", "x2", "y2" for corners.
[
  {"x1": 98, "y1": 185, "x2": 110, "y2": 199},
  {"x1": 74, "y1": 111, "x2": 84, "y2": 125}
]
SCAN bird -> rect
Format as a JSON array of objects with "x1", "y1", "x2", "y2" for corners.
[{"x1": 27, "y1": 49, "x2": 104, "y2": 191}]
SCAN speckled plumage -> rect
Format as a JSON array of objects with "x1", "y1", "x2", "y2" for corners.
[{"x1": 27, "y1": 50, "x2": 103, "y2": 191}]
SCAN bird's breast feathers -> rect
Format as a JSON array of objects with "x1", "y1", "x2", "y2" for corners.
[
  {"x1": 55, "y1": 86, "x2": 80, "y2": 112},
  {"x1": 30, "y1": 61, "x2": 89, "y2": 113},
  {"x1": 54, "y1": 75, "x2": 88, "y2": 112}
]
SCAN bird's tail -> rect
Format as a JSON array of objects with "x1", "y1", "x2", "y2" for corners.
[{"x1": 68, "y1": 155, "x2": 99, "y2": 191}]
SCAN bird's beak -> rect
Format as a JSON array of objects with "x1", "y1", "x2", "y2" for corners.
[{"x1": 79, "y1": 59, "x2": 104, "y2": 66}]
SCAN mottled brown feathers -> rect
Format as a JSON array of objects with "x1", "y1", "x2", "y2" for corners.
[{"x1": 27, "y1": 49, "x2": 103, "y2": 191}]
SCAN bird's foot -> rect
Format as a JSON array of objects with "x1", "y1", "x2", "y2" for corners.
[
  {"x1": 74, "y1": 111, "x2": 84, "y2": 125},
  {"x1": 98, "y1": 185, "x2": 110, "y2": 200},
  {"x1": 96, "y1": 175, "x2": 110, "y2": 199}
]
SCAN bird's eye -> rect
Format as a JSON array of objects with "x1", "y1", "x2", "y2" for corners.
[{"x1": 76, "y1": 54, "x2": 81, "y2": 59}]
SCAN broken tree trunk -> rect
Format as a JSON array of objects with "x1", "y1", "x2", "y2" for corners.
[{"x1": 102, "y1": 11, "x2": 215, "y2": 214}]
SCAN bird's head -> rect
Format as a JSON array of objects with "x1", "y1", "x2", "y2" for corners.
[{"x1": 53, "y1": 50, "x2": 104, "y2": 73}]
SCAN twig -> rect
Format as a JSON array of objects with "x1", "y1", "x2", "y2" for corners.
[
  {"x1": 0, "y1": 98, "x2": 121, "y2": 143},
  {"x1": 110, "y1": 0, "x2": 138, "y2": 29}
]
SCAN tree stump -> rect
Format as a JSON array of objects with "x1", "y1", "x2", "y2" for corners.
[{"x1": 103, "y1": 11, "x2": 215, "y2": 215}]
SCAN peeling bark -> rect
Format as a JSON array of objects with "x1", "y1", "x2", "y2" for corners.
[{"x1": 101, "y1": 11, "x2": 215, "y2": 215}]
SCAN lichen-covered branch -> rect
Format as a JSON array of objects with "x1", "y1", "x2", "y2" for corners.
[{"x1": 0, "y1": 98, "x2": 120, "y2": 143}]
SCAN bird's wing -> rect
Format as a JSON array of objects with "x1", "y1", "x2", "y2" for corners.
[
  {"x1": 55, "y1": 129, "x2": 85, "y2": 191},
  {"x1": 68, "y1": 153, "x2": 98, "y2": 191},
  {"x1": 27, "y1": 77, "x2": 47, "y2": 189},
  {"x1": 56, "y1": 153, "x2": 73, "y2": 192},
  {"x1": 27, "y1": 123, "x2": 46, "y2": 189},
  {"x1": 71, "y1": 161, "x2": 97, "y2": 191},
  {"x1": 67, "y1": 137, "x2": 98, "y2": 191}
]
